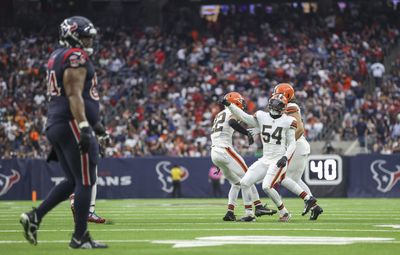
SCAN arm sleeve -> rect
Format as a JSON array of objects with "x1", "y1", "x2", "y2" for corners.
[
  {"x1": 227, "y1": 104, "x2": 258, "y2": 127},
  {"x1": 285, "y1": 128, "x2": 297, "y2": 159},
  {"x1": 228, "y1": 119, "x2": 249, "y2": 135}
]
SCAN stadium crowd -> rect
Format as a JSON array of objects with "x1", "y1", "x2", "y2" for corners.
[{"x1": 0, "y1": 4, "x2": 399, "y2": 159}]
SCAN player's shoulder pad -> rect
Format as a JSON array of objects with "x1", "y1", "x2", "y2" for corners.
[
  {"x1": 286, "y1": 115, "x2": 297, "y2": 129},
  {"x1": 62, "y1": 48, "x2": 88, "y2": 68},
  {"x1": 253, "y1": 110, "x2": 265, "y2": 120},
  {"x1": 286, "y1": 102, "x2": 300, "y2": 114}
]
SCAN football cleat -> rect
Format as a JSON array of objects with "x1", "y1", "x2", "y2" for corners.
[
  {"x1": 88, "y1": 211, "x2": 106, "y2": 224},
  {"x1": 310, "y1": 205, "x2": 323, "y2": 220},
  {"x1": 279, "y1": 213, "x2": 291, "y2": 222},
  {"x1": 20, "y1": 208, "x2": 41, "y2": 245},
  {"x1": 69, "y1": 231, "x2": 108, "y2": 249},
  {"x1": 239, "y1": 215, "x2": 256, "y2": 222},
  {"x1": 302, "y1": 196, "x2": 317, "y2": 216},
  {"x1": 255, "y1": 204, "x2": 278, "y2": 217},
  {"x1": 223, "y1": 211, "x2": 236, "y2": 221}
]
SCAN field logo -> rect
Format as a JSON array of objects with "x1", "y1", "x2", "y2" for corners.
[
  {"x1": 0, "y1": 169, "x2": 21, "y2": 196},
  {"x1": 153, "y1": 236, "x2": 395, "y2": 248},
  {"x1": 370, "y1": 160, "x2": 400, "y2": 193},
  {"x1": 156, "y1": 161, "x2": 189, "y2": 193}
]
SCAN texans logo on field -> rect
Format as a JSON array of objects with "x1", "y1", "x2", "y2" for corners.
[
  {"x1": 0, "y1": 169, "x2": 21, "y2": 196},
  {"x1": 155, "y1": 161, "x2": 189, "y2": 193},
  {"x1": 370, "y1": 160, "x2": 400, "y2": 193}
]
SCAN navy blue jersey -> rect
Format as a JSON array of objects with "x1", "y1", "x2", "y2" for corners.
[{"x1": 46, "y1": 48, "x2": 99, "y2": 128}]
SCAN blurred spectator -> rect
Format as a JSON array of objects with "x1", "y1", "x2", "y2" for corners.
[
  {"x1": 170, "y1": 165, "x2": 183, "y2": 198},
  {"x1": 208, "y1": 165, "x2": 222, "y2": 198}
]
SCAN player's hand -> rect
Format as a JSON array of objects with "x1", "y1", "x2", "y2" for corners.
[
  {"x1": 219, "y1": 97, "x2": 231, "y2": 107},
  {"x1": 276, "y1": 156, "x2": 288, "y2": 168},
  {"x1": 46, "y1": 147, "x2": 58, "y2": 163},
  {"x1": 79, "y1": 127, "x2": 92, "y2": 154},
  {"x1": 93, "y1": 121, "x2": 111, "y2": 147},
  {"x1": 247, "y1": 127, "x2": 261, "y2": 136},
  {"x1": 247, "y1": 133, "x2": 254, "y2": 145}
]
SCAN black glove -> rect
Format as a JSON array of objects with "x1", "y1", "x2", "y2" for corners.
[
  {"x1": 247, "y1": 133, "x2": 254, "y2": 146},
  {"x1": 93, "y1": 121, "x2": 111, "y2": 147},
  {"x1": 276, "y1": 156, "x2": 288, "y2": 168},
  {"x1": 46, "y1": 148, "x2": 58, "y2": 162},
  {"x1": 79, "y1": 127, "x2": 92, "y2": 154},
  {"x1": 219, "y1": 97, "x2": 231, "y2": 107}
]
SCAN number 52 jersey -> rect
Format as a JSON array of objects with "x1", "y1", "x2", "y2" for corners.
[
  {"x1": 46, "y1": 47, "x2": 100, "y2": 129},
  {"x1": 255, "y1": 110, "x2": 297, "y2": 160},
  {"x1": 210, "y1": 109, "x2": 235, "y2": 148}
]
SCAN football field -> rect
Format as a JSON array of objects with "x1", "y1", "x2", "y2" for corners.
[{"x1": 0, "y1": 198, "x2": 399, "y2": 255}]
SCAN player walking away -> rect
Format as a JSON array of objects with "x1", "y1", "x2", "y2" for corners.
[
  {"x1": 20, "y1": 16, "x2": 107, "y2": 248},
  {"x1": 211, "y1": 92, "x2": 277, "y2": 222},
  {"x1": 273, "y1": 83, "x2": 323, "y2": 220},
  {"x1": 223, "y1": 94, "x2": 317, "y2": 222}
]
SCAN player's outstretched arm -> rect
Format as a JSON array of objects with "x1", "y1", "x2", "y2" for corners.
[
  {"x1": 220, "y1": 98, "x2": 258, "y2": 127},
  {"x1": 228, "y1": 119, "x2": 254, "y2": 145}
]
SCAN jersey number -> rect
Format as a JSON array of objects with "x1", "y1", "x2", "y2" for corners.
[
  {"x1": 46, "y1": 70, "x2": 61, "y2": 96},
  {"x1": 262, "y1": 125, "x2": 283, "y2": 144},
  {"x1": 212, "y1": 112, "x2": 226, "y2": 133}
]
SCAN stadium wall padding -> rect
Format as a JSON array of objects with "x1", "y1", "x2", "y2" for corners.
[{"x1": 0, "y1": 155, "x2": 399, "y2": 200}]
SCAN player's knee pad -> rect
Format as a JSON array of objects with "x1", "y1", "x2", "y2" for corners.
[{"x1": 240, "y1": 178, "x2": 251, "y2": 189}]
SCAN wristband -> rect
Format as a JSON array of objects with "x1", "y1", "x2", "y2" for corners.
[{"x1": 78, "y1": 121, "x2": 90, "y2": 129}]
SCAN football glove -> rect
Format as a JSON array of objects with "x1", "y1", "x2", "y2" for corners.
[
  {"x1": 219, "y1": 97, "x2": 231, "y2": 107},
  {"x1": 247, "y1": 127, "x2": 261, "y2": 136},
  {"x1": 276, "y1": 156, "x2": 288, "y2": 168},
  {"x1": 93, "y1": 122, "x2": 111, "y2": 147},
  {"x1": 247, "y1": 133, "x2": 254, "y2": 145},
  {"x1": 79, "y1": 127, "x2": 92, "y2": 154}
]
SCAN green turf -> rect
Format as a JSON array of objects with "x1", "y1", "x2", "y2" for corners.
[{"x1": 0, "y1": 198, "x2": 399, "y2": 255}]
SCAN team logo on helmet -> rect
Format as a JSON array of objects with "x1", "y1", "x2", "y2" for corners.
[
  {"x1": 0, "y1": 169, "x2": 21, "y2": 197},
  {"x1": 370, "y1": 160, "x2": 400, "y2": 193},
  {"x1": 155, "y1": 161, "x2": 189, "y2": 193}
]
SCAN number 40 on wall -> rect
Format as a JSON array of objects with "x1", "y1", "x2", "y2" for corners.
[{"x1": 304, "y1": 155, "x2": 343, "y2": 185}]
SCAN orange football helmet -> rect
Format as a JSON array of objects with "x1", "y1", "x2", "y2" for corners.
[
  {"x1": 224, "y1": 92, "x2": 247, "y2": 110},
  {"x1": 273, "y1": 83, "x2": 295, "y2": 101}
]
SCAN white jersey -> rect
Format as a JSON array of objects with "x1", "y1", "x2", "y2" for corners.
[
  {"x1": 211, "y1": 109, "x2": 235, "y2": 147},
  {"x1": 254, "y1": 111, "x2": 297, "y2": 159},
  {"x1": 286, "y1": 102, "x2": 311, "y2": 155}
]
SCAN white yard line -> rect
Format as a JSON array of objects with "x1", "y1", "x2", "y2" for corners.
[
  {"x1": 1, "y1": 228, "x2": 399, "y2": 233},
  {"x1": 0, "y1": 239, "x2": 151, "y2": 244}
]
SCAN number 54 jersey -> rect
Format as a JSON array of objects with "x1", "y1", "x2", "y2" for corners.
[
  {"x1": 46, "y1": 47, "x2": 100, "y2": 129},
  {"x1": 255, "y1": 110, "x2": 297, "y2": 161},
  {"x1": 210, "y1": 109, "x2": 235, "y2": 148}
]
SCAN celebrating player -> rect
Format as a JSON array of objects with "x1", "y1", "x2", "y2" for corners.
[
  {"x1": 273, "y1": 83, "x2": 323, "y2": 220},
  {"x1": 20, "y1": 16, "x2": 107, "y2": 248},
  {"x1": 222, "y1": 94, "x2": 317, "y2": 222},
  {"x1": 211, "y1": 92, "x2": 277, "y2": 222}
]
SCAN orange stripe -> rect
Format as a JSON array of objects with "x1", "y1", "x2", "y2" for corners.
[
  {"x1": 271, "y1": 152, "x2": 295, "y2": 188},
  {"x1": 286, "y1": 106, "x2": 298, "y2": 113},
  {"x1": 225, "y1": 147, "x2": 248, "y2": 172}
]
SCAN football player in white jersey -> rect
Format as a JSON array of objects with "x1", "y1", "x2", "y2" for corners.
[
  {"x1": 211, "y1": 92, "x2": 277, "y2": 221},
  {"x1": 273, "y1": 83, "x2": 323, "y2": 220},
  {"x1": 222, "y1": 93, "x2": 317, "y2": 222}
]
